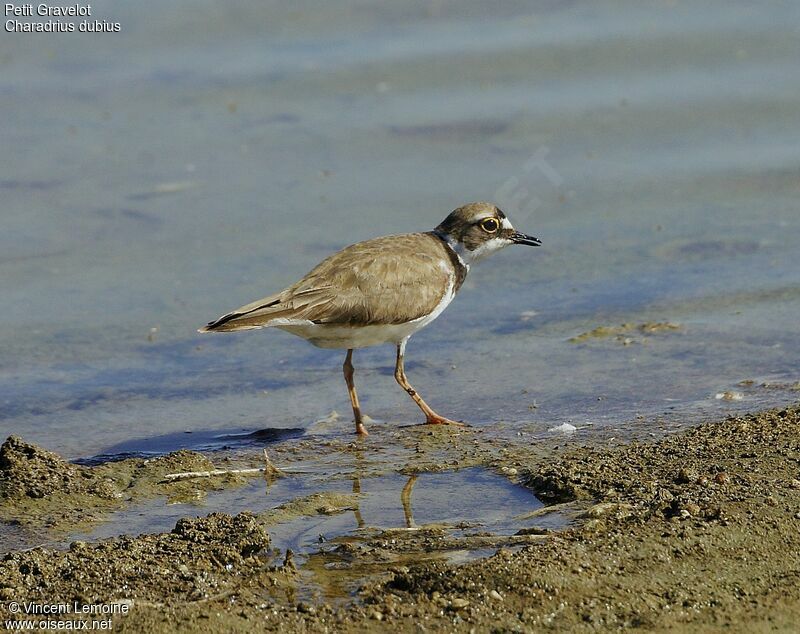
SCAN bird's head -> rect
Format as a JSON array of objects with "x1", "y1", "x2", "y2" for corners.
[{"x1": 434, "y1": 202, "x2": 541, "y2": 264}]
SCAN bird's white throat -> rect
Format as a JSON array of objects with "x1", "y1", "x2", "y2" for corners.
[{"x1": 447, "y1": 236, "x2": 513, "y2": 266}]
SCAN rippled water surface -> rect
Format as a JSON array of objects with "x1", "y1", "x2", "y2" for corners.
[{"x1": 2, "y1": 0, "x2": 799, "y2": 458}]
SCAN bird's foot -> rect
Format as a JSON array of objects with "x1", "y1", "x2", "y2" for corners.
[
  {"x1": 424, "y1": 415, "x2": 467, "y2": 427},
  {"x1": 355, "y1": 422, "x2": 369, "y2": 436}
]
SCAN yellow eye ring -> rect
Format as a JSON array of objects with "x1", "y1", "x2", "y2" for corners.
[{"x1": 480, "y1": 218, "x2": 499, "y2": 233}]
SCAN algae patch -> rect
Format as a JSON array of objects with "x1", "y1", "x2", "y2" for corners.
[
  {"x1": 568, "y1": 321, "x2": 681, "y2": 345},
  {"x1": 259, "y1": 492, "x2": 360, "y2": 525}
]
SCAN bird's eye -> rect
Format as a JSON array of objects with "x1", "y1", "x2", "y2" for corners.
[{"x1": 480, "y1": 218, "x2": 499, "y2": 233}]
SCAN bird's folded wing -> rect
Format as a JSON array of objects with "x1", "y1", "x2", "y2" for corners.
[{"x1": 201, "y1": 233, "x2": 452, "y2": 332}]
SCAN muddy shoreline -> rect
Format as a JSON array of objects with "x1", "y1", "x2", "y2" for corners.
[{"x1": 2, "y1": 405, "x2": 800, "y2": 632}]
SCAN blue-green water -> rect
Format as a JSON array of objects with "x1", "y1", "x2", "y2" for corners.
[{"x1": 2, "y1": 0, "x2": 800, "y2": 459}]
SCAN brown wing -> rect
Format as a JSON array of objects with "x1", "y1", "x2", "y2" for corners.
[{"x1": 200, "y1": 233, "x2": 453, "y2": 332}]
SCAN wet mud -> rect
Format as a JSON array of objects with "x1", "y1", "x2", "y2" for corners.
[
  {"x1": 2, "y1": 405, "x2": 800, "y2": 631},
  {"x1": 0, "y1": 436, "x2": 257, "y2": 539}
]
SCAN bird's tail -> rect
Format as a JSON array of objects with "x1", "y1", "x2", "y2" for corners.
[{"x1": 198, "y1": 293, "x2": 286, "y2": 333}]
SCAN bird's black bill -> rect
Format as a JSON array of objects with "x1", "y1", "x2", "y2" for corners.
[{"x1": 510, "y1": 231, "x2": 542, "y2": 246}]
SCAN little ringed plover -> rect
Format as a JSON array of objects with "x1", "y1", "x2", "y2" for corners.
[{"x1": 200, "y1": 202, "x2": 541, "y2": 435}]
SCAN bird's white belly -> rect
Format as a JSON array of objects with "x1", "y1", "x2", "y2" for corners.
[
  {"x1": 272, "y1": 271, "x2": 457, "y2": 349},
  {"x1": 276, "y1": 320, "x2": 427, "y2": 349}
]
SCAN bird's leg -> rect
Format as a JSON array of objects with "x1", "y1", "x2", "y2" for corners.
[
  {"x1": 394, "y1": 341, "x2": 465, "y2": 426},
  {"x1": 343, "y1": 349, "x2": 368, "y2": 436}
]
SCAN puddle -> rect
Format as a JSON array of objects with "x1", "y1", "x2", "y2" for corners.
[
  {"x1": 67, "y1": 465, "x2": 566, "y2": 602},
  {"x1": 275, "y1": 468, "x2": 563, "y2": 602},
  {"x1": 264, "y1": 468, "x2": 544, "y2": 551}
]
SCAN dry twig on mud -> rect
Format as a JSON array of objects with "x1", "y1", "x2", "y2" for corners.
[{"x1": 161, "y1": 450, "x2": 287, "y2": 483}]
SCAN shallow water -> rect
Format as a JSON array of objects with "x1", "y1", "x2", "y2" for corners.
[
  {"x1": 71, "y1": 467, "x2": 546, "y2": 555},
  {"x1": 2, "y1": 1, "x2": 799, "y2": 460},
  {"x1": 64, "y1": 460, "x2": 557, "y2": 600}
]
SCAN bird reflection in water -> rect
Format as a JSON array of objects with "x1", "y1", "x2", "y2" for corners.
[{"x1": 348, "y1": 445, "x2": 420, "y2": 530}]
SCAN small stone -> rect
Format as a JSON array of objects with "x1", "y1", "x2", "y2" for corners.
[
  {"x1": 714, "y1": 472, "x2": 730, "y2": 485},
  {"x1": 684, "y1": 503, "x2": 701, "y2": 517},
  {"x1": 794, "y1": 512, "x2": 800, "y2": 520},
  {"x1": 450, "y1": 598, "x2": 470, "y2": 609},
  {"x1": 370, "y1": 610, "x2": 384, "y2": 621},
  {"x1": 489, "y1": 590, "x2": 504, "y2": 601},
  {"x1": 680, "y1": 509, "x2": 691, "y2": 519},
  {"x1": 789, "y1": 479, "x2": 800, "y2": 490}
]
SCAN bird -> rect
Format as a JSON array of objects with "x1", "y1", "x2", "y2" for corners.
[{"x1": 199, "y1": 202, "x2": 541, "y2": 436}]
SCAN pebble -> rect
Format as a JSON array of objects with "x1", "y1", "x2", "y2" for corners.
[
  {"x1": 450, "y1": 598, "x2": 470, "y2": 609},
  {"x1": 489, "y1": 590, "x2": 504, "y2": 601},
  {"x1": 370, "y1": 610, "x2": 384, "y2": 621},
  {"x1": 789, "y1": 479, "x2": 800, "y2": 490},
  {"x1": 684, "y1": 503, "x2": 701, "y2": 517}
]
